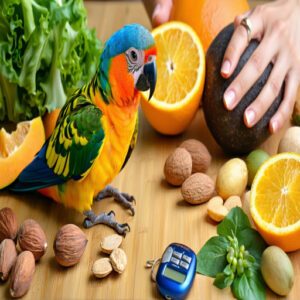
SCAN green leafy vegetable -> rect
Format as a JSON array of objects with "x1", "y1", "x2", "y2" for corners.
[
  {"x1": 196, "y1": 236, "x2": 229, "y2": 277},
  {"x1": 0, "y1": 0, "x2": 101, "y2": 122},
  {"x1": 232, "y1": 270, "x2": 266, "y2": 300},
  {"x1": 197, "y1": 207, "x2": 267, "y2": 300},
  {"x1": 217, "y1": 207, "x2": 251, "y2": 237}
]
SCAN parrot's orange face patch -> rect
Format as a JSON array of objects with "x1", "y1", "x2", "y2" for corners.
[{"x1": 109, "y1": 54, "x2": 137, "y2": 107}]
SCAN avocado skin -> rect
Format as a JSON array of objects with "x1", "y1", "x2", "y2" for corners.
[{"x1": 203, "y1": 24, "x2": 283, "y2": 155}]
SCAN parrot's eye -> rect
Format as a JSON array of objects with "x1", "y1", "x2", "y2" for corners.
[{"x1": 130, "y1": 50, "x2": 138, "y2": 61}]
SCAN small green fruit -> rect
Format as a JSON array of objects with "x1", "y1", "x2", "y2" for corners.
[
  {"x1": 261, "y1": 246, "x2": 294, "y2": 296},
  {"x1": 245, "y1": 149, "x2": 270, "y2": 186}
]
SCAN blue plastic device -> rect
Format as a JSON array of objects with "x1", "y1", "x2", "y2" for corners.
[{"x1": 156, "y1": 243, "x2": 197, "y2": 300}]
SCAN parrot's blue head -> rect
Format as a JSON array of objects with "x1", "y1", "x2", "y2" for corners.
[{"x1": 98, "y1": 24, "x2": 157, "y2": 105}]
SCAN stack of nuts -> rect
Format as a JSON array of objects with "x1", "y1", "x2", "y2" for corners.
[
  {"x1": 163, "y1": 140, "x2": 246, "y2": 223},
  {"x1": 0, "y1": 207, "x2": 88, "y2": 298},
  {"x1": 92, "y1": 234, "x2": 127, "y2": 278},
  {"x1": 164, "y1": 139, "x2": 214, "y2": 204},
  {"x1": 0, "y1": 207, "x2": 47, "y2": 298}
]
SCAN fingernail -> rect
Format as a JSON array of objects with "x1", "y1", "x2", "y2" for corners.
[
  {"x1": 224, "y1": 90, "x2": 235, "y2": 110},
  {"x1": 245, "y1": 109, "x2": 256, "y2": 127},
  {"x1": 221, "y1": 60, "x2": 231, "y2": 76},
  {"x1": 271, "y1": 120, "x2": 278, "y2": 133}
]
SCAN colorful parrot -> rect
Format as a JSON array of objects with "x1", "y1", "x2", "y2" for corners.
[{"x1": 9, "y1": 24, "x2": 157, "y2": 235}]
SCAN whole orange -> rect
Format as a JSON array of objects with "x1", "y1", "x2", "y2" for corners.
[{"x1": 171, "y1": 0, "x2": 249, "y2": 52}]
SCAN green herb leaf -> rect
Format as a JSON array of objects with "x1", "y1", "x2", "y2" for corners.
[
  {"x1": 236, "y1": 227, "x2": 267, "y2": 266},
  {"x1": 232, "y1": 269, "x2": 266, "y2": 300},
  {"x1": 196, "y1": 236, "x2": 229, "y2": 277},
  {"x1": 217, "y1": 207, "x2": 251, "y2": 237}
]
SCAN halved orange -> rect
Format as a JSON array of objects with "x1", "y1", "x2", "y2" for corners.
[
  {"x1": 250, "y1": 152, "x2": 300, "y2": 252},
  {"x1": 0, "y1": 117, "x2": 45, "y2": 188},
  {"x1": 141, "y1": 21, "x2": 205, "y2": 135}
]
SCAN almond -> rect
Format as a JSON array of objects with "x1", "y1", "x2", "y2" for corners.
[
  {"x1": 0, "y1": 239, "x2": 17, "y2": 281},
  {"x1": 180, "y1": 139, "x2": 212, "y2": 173},
  {"x1": 100, "y1": 234, "x2": 123, "y2": 254},
  {"x1": 10, "y1": 251, "x2": 35, "y2": 298},
  {"x1": 181, "y1": 173, "x2": 215, "y2": 204},
  {"x1": 53, "y1": 224, "x2": 87, "y2": 267},
  {"x1": 110, "y1": 248, "x2": 127, "y2": 274},
  {"x1": 0, "y1": 207, "x2": 18, "y2": 242},
  {"x1": 164, "y1": 148, "x2": 192, "y2": 186},
  {"x1": 18, "y1": 219, "x2": 47, "y2": 261},
  {"x1": 92, "y1": 258, "x2": 113, "y2": 278}
]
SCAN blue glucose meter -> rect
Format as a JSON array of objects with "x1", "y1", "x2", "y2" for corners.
[{"x1": 156, "y1": 243, "x2": 197, "y2": 299}]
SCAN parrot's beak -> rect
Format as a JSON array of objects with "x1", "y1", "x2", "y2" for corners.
[{"x1": 136, "y1": 58, "x2": 157, "y2": 100}]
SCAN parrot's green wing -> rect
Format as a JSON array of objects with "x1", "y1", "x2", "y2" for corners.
[
  {"x1": 121, "y1": 114, "x2": 138, "y2": 170},
  {"x1": 46, "y1": 95, "x2": 105, "y2": 180}
]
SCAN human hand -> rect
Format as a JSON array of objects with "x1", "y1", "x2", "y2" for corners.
[
  {"x1": 151, "y1": 0, "x2": 173, "y2": 27},
  {"x1": 221, "y1": 0, "x2": 300, "y2": 133}
]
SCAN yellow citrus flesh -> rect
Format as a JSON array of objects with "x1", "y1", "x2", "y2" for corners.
[
  {"x1": 0, "y1": 117, "x2": 45, "y2": 188},
  {"x1": 141, "y1": 21, "x2": 205, "y2": 135},
  {"x1": 250, "y1": 152, "x2": 300, "y2": 251}
]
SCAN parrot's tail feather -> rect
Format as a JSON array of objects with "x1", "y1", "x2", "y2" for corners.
[
  {"x1": 9, "y1": 142, "x2": 66, "y2": 192},
  {"x1": 9, "y1": 179, "x2": 58, "y2": 192}
]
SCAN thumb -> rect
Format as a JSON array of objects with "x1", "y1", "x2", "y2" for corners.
[{"x1": 152, "y1": 0, "x2": 173, "y2": 27}]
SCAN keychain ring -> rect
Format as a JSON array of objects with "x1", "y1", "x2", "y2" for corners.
[{"x1": 146, "y1": 258, "x2": 161, "y2": 282}]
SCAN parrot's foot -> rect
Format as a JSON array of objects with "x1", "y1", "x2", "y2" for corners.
[
  {"x1": 96, "y1": 185, "x2": 135, "y2": 216},
  {"x1": 83, "y1": 210, "x2": 130, "y2": 236}
]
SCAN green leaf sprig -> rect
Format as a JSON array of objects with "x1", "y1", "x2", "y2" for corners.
[{"x1": 197, "y1": 207, "x2": 267, "y2": 300}]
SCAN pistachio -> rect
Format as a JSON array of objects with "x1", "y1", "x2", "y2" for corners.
[
  {"x1": 100, "y1": 234, "x2": 123, "y2": 254},
  {"x1": 92, "y1": 258, "x2": 113, "y2": 278},
  {"x1": 110, "y1": 248, "x2": 127, "y2": 274}
]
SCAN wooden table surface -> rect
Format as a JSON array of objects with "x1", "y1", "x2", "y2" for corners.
[{"x1": 0, "y1": 1, "x2": 299, "y2": 299}]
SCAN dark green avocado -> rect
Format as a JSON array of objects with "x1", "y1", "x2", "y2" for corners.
[{"x1": 202, "y1": 24, "x2": 284, "y2": 155}]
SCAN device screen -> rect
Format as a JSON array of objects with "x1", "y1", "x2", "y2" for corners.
[{"x1": 163, "y1": 266, "x2": 186, "y2": 283}]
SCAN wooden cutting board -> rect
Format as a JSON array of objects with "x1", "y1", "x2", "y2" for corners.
[{"x1": 0, "y1": 1, "x2": 299, "y2": 299}]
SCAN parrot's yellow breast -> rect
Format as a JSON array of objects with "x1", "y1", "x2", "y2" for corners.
[{"x1": 42, "y1": 102, "x2": 138, "y2": 212}]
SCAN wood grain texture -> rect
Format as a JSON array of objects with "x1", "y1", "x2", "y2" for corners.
[{"x1": 0, "y1": 1, "x2": 299, "y2": 299}]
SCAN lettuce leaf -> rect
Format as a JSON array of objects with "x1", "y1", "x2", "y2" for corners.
[{"x1": 0, "y1": 0, "x2": 101, "y2": 122}]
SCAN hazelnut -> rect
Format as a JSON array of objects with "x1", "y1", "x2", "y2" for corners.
[
  {"x1": 180, "y1": 139, "x2": 211, "y2": 173},
  {"x1": 164, "y1": 148, "x2": 192, "y2": 186},
  {"x1": 0, "y1": 207, "x2": 18, "y2": 242},
  {"x1": 181, "y1": 173, "x2": 215, "y2": 204},
  {"x1": 18, "y1": 219, "x2": 47, "y2": 260},
  {"x1": 53, "y1": 224, "x2": 87, "y2": 267}
]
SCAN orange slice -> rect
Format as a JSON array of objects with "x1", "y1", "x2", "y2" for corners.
[
  {"x1": 0, "y1": 117, "x2": 45, "y2": 188},
  {"x1": 141, "y1": 21, "x2": 205, "y2": 135},
  {"x1": 250, "y1": 152, "x2": 300, "y2": 252}
]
